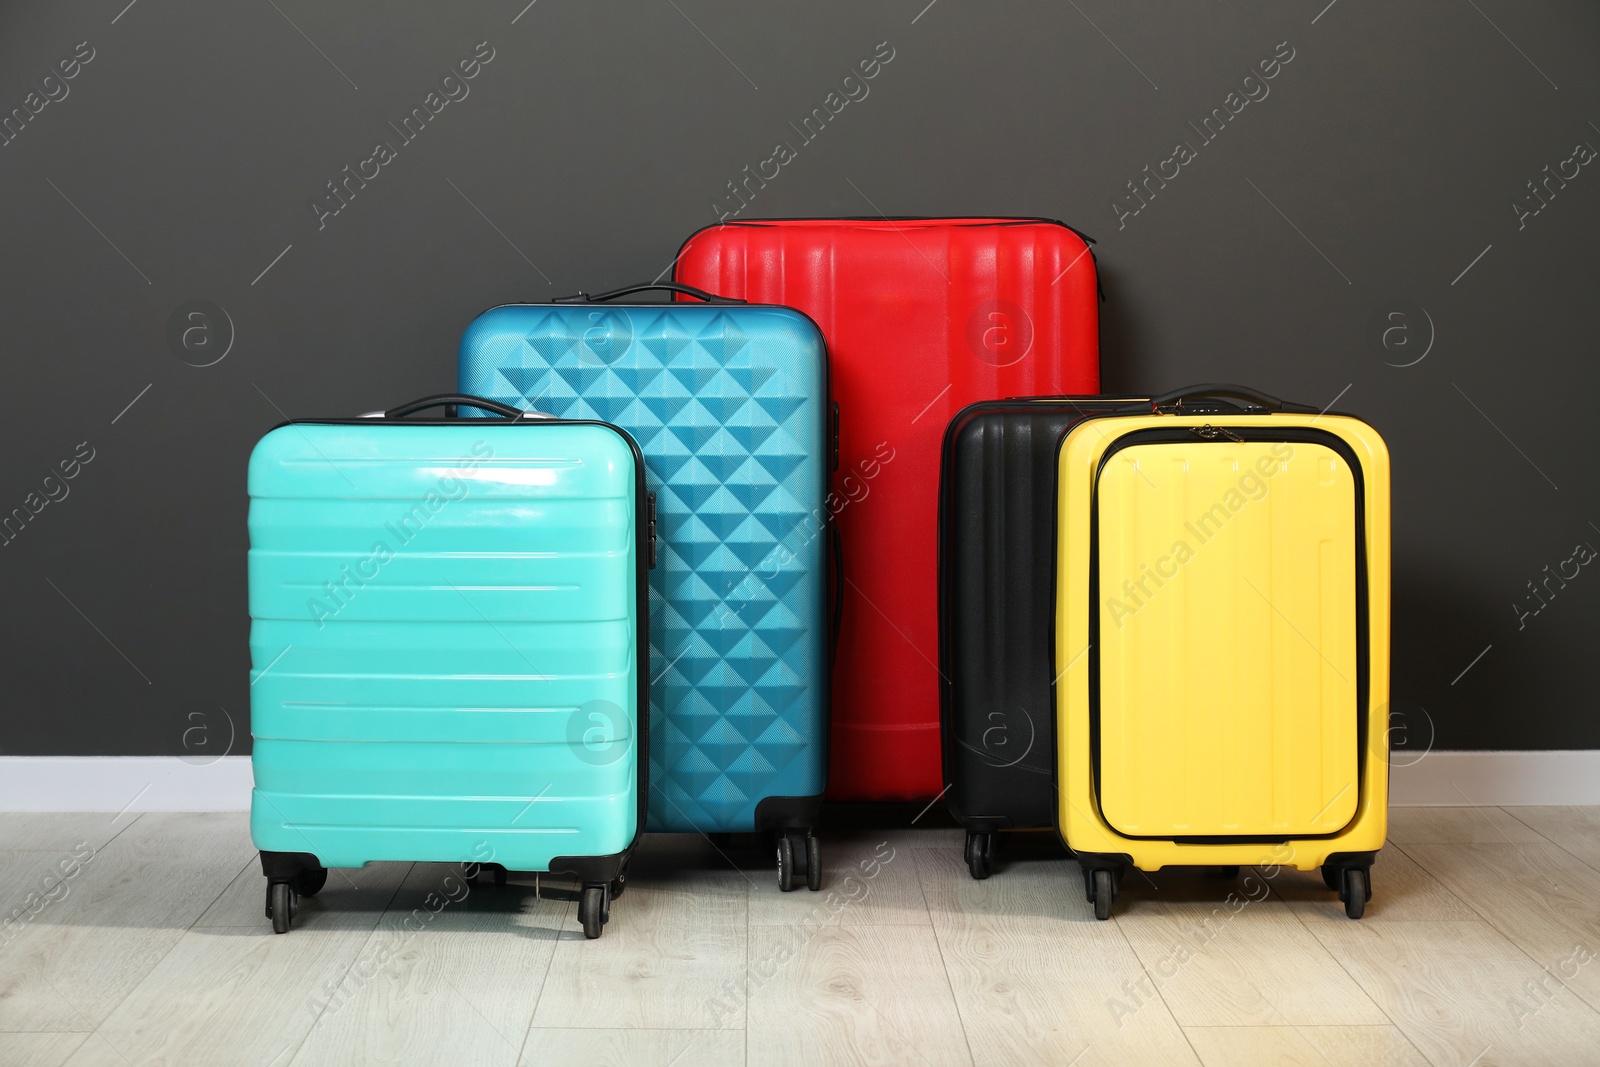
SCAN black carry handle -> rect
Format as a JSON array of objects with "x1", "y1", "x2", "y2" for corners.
[
  {"x1": 551, "y1": 283, "x2": 746, "y2": 305},
  {"x1": 1129, "y1": 384, "x2": 1319, "y2": 415},
  {"x1": 382, "y1": 393, "x2": 532, "y2": 420}
]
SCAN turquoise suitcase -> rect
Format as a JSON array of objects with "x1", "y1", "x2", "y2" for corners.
[
  {"x1": 458, "y1": 283, "x2": 832, "y2": 892},
  {"x1": 248, "y1": 394, "x2": 652, "y2": 939}
]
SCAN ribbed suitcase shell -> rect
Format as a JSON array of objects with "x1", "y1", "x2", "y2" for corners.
[
  {"x1": 1055, "y1": 410, "x2": 1390, "y2": 872},
  {"x1": 677, "y1": 218, "x2": 1100, "y2": 800},
  {"x1": 938, "y1": 398, "x2": 1125, "y2": 837},
  {"x1": 459, "y1": 303, "x2": 829, "y2": 833},
  {"x1": 249, "y1": 420, "x2": 645, "y2": 872}
]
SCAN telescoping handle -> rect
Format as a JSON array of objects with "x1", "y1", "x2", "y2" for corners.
[
  {"x1": 551, "y1": 283, "x2": 746, "y2": 305},
  {"x1": 1129, "y1": 384, "x2": 1319, "y2": 415},
  {"x1": 379, "y1": 394, "x2": 548, "y2": 420}
]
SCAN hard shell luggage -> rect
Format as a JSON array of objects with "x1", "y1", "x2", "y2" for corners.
[
  {"x1": 676, "y1": 217, "x2": 1100, "y2": 801},
  {"x1": 938, "y1": 396, "x2": 1127, "y2": 878},
  {"x1": 458, "y1": 285, "x2": 832, "y2": 890},
  {"x1": 1054, "y1": 386, "x2": 1390, "y2": 920},
  {"x1": 249, "y1": 394, "x2": 651, "y2": 938}
]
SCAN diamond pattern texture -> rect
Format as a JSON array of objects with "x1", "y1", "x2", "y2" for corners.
[{"x1": 460, "y1": 304, "x2": 828, "y2": 831}]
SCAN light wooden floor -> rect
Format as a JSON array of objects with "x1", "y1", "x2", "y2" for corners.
[{"x1": 2, "y1": 807, "x2": 1598, "y2": 1066}]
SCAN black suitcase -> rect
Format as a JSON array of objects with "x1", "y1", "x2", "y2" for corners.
[{"x1": 937, "y1": 396, "x2": 1127, "y2": 878}]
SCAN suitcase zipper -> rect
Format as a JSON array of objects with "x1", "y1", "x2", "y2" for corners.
[
  {"x1": 646, "y1": 492, "x2": 658, "y2": 570},
  {"x1": 1086, "y1": 424, "x2": 1373, "y2": 843}
]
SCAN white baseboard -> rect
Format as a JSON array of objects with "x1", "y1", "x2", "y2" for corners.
[
  {"x1": 1, "y1": 752, "x2": 1597, "y2": 812},
  {"x1": 0, "y1": 756, "x2": 255, "y2": 813},
  {"x1": 1388, "y1": 750, "x2": 1600, "y2": 806}
]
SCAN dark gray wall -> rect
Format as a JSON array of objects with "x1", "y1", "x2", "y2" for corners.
[{"x1": 2, "y1": 0, "x2": 1595, "y2": 756}]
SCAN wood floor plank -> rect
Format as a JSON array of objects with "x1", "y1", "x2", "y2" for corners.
[
  {"x1": 1388, "y1": 806, "x2": 1546, "y2": 845},
  {"x1": 0, "y1": 816, "x2": 145, "y2": 933},
  {"x1": 0, "y1": 814, "x2": 140, "y2": 854},
  {"x1": 12, "y1": 809, "x2": 1600, "y2": 1064},
  {"x1": 0, "y1": 1032, "x2": 89, "y2": 1067},
  {"x1": 746, "y1": 924, "x2": 971, "y2": 1067},
  {"x1": 749, "y1": 833, "x2": 929, "y2": 927},
  {"x1": 919, "y1": 847, "x2": 1198, "y2": 1066},
  {"x1": 1295, "y1": 1024, "x2": 1432, "y2": 1065},
  {"x1": 518, "y1": 1028, "x2": 743, "y2": 1067},
  {"x1": 531, "y1": 865, "x2": 747, "y2": 1031},
  {"x1": 62, "y1": 925, "x2": 374, "y2": 1067},
  {"x1": 0, "y1": 850, "x2": 96, "y2": 941},
  {"x1": 289, "y1": 866, "x2": 564, "y2": 1067},
  {"x1": 1403, "y1": 840, "x2": 1600, "y2": 1011},
  {"x1": 915, "y1": 837, "x2": 1084, "y2": 927},
  {"x1": 0, "y1": 813, "x2": 254, "y2": 1031},
  {"x1": 1111, "y1": 870, "x2": 1389, "y2": 1026},
  {"x1": 1309, "y1": 919, "x2": 1600, "y2": 1066},
  {"x1": 195, "y1": 859, "x2": 413, "y2": 930},
  {"x1": 1271, "y1": 846, "x2": 1480, "y2": 923},
  {"x1": 1183, "y1": 1025, "x2": 1428, "y2": 1067},
  {"x1": 1503, "y1": 806, "x2": 1600, "y2": 872}
]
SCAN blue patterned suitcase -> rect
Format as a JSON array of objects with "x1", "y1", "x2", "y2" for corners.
[
  {"x1": 249, "y1": 394, "x2": 651, "y2": 938},
  {"x1": 459, "y1": 284, "x2": 831, "y2": 891}
]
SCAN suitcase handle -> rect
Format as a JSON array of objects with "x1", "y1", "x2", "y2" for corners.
[
  {"x1": 1134, "y1": 384, "x2": 1319, "y2": 415},
  {"x1": 550, "y1": 283, "x2": 746, "y2": 305},
  {"x1": 382, "y1": 394, "x2": 543, "y2": 420}
]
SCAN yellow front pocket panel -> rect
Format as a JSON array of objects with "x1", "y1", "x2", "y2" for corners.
[{"x1": 1096, "y1": 439, "x2": 1360, "y2": 838}]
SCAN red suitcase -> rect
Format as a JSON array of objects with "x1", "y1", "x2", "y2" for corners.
[{"x1": 676, "y1": 218, "x2": 1100, "y2": 800}]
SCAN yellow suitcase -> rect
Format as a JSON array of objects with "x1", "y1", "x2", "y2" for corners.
[{"x1": 1054, "y1": 385, "x2": 1390, "y2": 919}]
